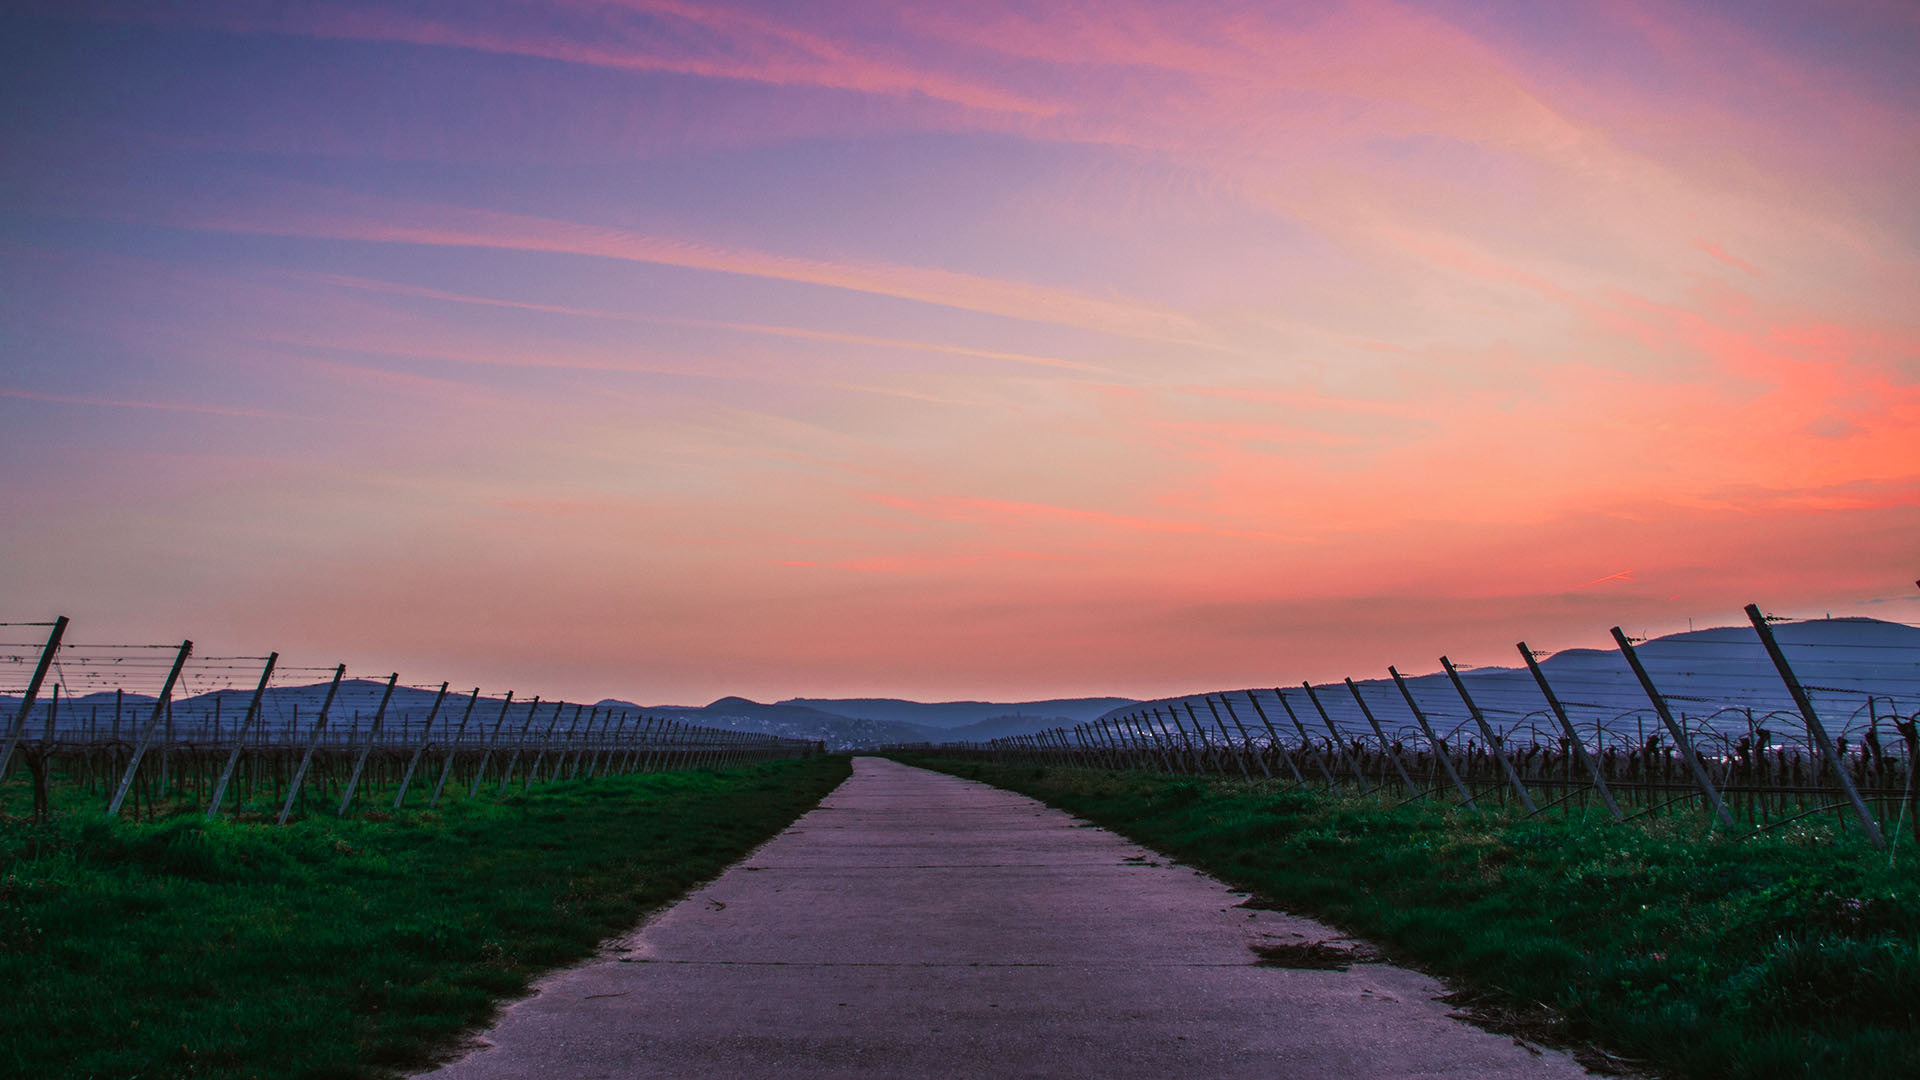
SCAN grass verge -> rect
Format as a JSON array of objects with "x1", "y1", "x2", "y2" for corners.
[
  {"x1": 2, "y1": 755, "x2": 851, "y2": 1079},
  {"x1": 894, "y1": 756, "x2": 1918, "y2": 1080}
]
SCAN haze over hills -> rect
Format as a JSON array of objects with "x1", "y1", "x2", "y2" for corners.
[
  {"x1": 592, "y1": 697, "x2": 934, "y2": 749},
  {"x1": 778, "y1": 697, "x2": 1138, "y2": 730},
  {"x1": 2, "y1": 678, "x2": 1133, "y2": 751},
  {"x1": 588, "y1": 697, "x2": 1145, "y2": 749}
]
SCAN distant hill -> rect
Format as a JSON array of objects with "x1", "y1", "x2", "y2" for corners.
[
  {"x1": 594, "y1": 697, "x2": 934, "y2": 750},
  {"x1": 5, "y1": 678, "x2": 1110, "y2": 751},
  {"x1": 778, "y1": 697, "x2": 1138, "y2": 730},
  {"x1": 1097, "y1": 616, "x2": 1920, "y2": 744}
]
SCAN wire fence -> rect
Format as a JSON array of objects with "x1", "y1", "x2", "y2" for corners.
[
  {"x1": 888, "y1": 603, "x2": 1920, "y2": 847},
  {"x1": 0, "y1": 617, "x2": 824, "y2": 825}
]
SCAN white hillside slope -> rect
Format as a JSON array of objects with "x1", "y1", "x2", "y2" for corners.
[{"x1": 1101, "y1": 617, "x2": 1920, "y2": 750}]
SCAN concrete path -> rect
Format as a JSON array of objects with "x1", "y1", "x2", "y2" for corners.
[{"x1": 425, "y1": 758, "x2": 1593, "y2": 1078}]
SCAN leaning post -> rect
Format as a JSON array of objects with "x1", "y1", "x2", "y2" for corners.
[
  {"x1": 392, "y1": 682, "x2": 452, "y2": 809},
  {"x1": 206, "y1": 652, "x2": 278, "y2": 817},
  {"x1": 274, "y1": 664, "x2": 346, "y2": 826},
  {"x1": 468, "y1": 693, "x2": 522, "y2": 799},
  {"x1": 0, "y1": 616, "x2": 68, "y2": 781},
  {"x1": 106, "y1": 640, "x2": 194, "y2": 818},
  {"x1": 1273, "y1": 690, "x2": 1339, "y2": 789},
  {"x1": 1238, "y1": 692, "x2": 1307, "y2": 785},
  {"x1": 523, "y1": 701, "x2": 572, "y2": 790},
  {"x1": 495, "y1": 697, "x2": 547, "y2": 794},
  {"x1": 1387, "y1": 666, "x2": 1476, "y2": 808},
  {"x1": 429, "y1": 688, "x2": 485, "y2": 808},
  {"x1": 1743, "y1": 605, "x2": 1884, "y2": 846},
  {"x1": 1440, "y1": 658, "x2": 1537, "y2": 813},
  {"x1": 338, "y1": 673, "x2": 399, "y2": 814},
  {"x1": 1302, "y1": 682, "x2": 1374, "y2": 794},
  {"x1": 1203, "y1": 698, "x2": 1255, "y2": 779},
  {"x1": 1345, "y1": 678, "x2": 1420, "y2": 798},
  {"x1": 1517, "y1": 643, "x2": 1622, "y2": 822},
  {"x1": 1609, "y1": 629, "x2": 1737, "y2": 831}
]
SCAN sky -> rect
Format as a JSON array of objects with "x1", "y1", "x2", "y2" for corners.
[{"x1": 3, "y1": 1, "x2": 1917, "y2": 705}]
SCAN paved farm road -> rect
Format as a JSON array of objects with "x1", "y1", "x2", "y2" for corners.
[{"x1": 424, "y1": 757, "x2": 1593, "y2": 1078}]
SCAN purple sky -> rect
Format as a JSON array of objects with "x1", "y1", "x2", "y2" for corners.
[{"x1": 3, "y1": 1, "x2": 1917, "y2": 703}]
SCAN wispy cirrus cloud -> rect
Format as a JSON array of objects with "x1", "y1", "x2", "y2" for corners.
[
  {"x1": 0, "y1": 385, "x2": 305, "y2": 421},
  {"x1": 60, "y1": 0, "x2": 1060, "y2": 118},
  {"x1": 298, "y1": 272, "x2": 1122, "y2": 376},
  {"x1": 172, "y1": 186, "x2": 1206, "y2": 344}
]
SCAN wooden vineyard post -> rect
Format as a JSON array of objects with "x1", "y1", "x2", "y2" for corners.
[
  {"x1": 468, "y1": 693, "x2": 522, "y2": 799},
  {"x1": 429, "y1": 689, "x2": 485, "y2": 808},
  {"x1": 495, "y1": 698, "x2": 545, "y2": 794},
  {"x1": 1239, "y1": 693, "x2": 1307, "y2": 786},
  {"x1": 1388, "y1": 666, "x2": 1476, "y2": 808},
  {"x1": 523, "y1": 702, "x2": 572, "y2": 790},
  {"x1": 1440, "y1": 658, "x2": 1537, "y2": 813},
  {"x1": 0, "y1": 616, "x2": 67, "y2": 781},
  {"x1": 1610, "y1": 628, "x2": 1737, "y2": 831},
  {"x1": 1093, "y1": 724, "x2": 1117, "y2": 769},
  {"x1": 563, "y1": 707, "x2": 599, "y2": 779},
  {"x1": 1122, "y1": 715, "x2": 1168, "y2": 773},
  {"x1": 1091, "y1": 720, "x2": 1121, "y2": 770},
  {"x1": 1141, "y1": 712, "x2": 1182, "y2": 774},
  {"x1": 392, "y1": 682, "x2": 451, "y2": 809},
  {"x1": 338, "y1": 673, "x2": 398, "y2": 814},
  {"x1": 1273, "y1": 690, "x2": 1339, "y2": 790},
  {"x1": 1208, "y1": 696, "x2": 1266, "y2": 778},
  {"x1": 1517, "y1": 643, "x2": 1622, "y2": 822},
  {"x1": 207, "y1": 652, "x2": 278, "y2": 817},
  {"x1": 1128, "y1": 711, "x2": 1175, "y2": 768},
  {"x1": 1082, "y1": 722, "x2": 1113, "y2": 764},
  {"x1": 583, "y1": 713, "x2": 619, "y2": 779},
  {"x1": 1167, "y1": 710, "x2": 1204, "y2": 772},
  {"x1": 1143, "y1": 711, "x2": 1183, "y2": 774},
  {"x1": 276, "y1": 664, "x2": 346, "y2": 826},
  {"x1": 1744, "y1": 605, "x2": 1885, "y2": 846},
  {"x1": 591, "y1": 710, "x2": 619, "y2": 776},
  {"x1": 1170, "y1": 708, "x2": 1203, "y2": 771},
  {"x1": 1302, "y1": 682, "x2": 1374, "y2": 794},
  {"x1": 1346, "y1": 678, "x2": 1421, "y2": 798},
  {"x1": 106, "y1": 640, "x2": 193, "y2": 819},
  {"x1": 624, "y1": 716, "x2": 649, "y2": 773},
  {"x1": 613, "y1": 715, "x2": 638, "y2": 773},
  {"x1": 634, "y1": 715, "x2": 659, "y2": 773},
  {"x1": 1106, "y1": 718, "x2": 1139, "y2": 771},
  {"x1": 640, "y1": 717, "x2": 665, "y2": 773},
  {"x1": 550, "y1": 704, "x2": 589, "y2": 782},
  {"x1": 1126, "y1": 713, "x2": 1165, "y2": 773}
]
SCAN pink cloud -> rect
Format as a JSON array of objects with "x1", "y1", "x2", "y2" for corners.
[
  {"x1": 0, "y1": 386, "x2": 303, "y2": 422},
  {"x1": 301, "y1": 272, "x2": 1119, "y2": 376},
  {"x1": 864, "y1": 492, "x2": 1306, "y2": 543},
  {"x1": 70, "y1": 0, "x2": 1059, "y2": 118},
  {"x1": 175, "y1": 186, "x2": 1203, "y2": 343},
  {"x1": 1695, "y1": 239, "x2": 1762, "y2": 279}
]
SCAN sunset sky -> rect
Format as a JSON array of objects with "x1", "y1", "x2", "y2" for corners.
[{"x1": 4, "y1": 1, "x2": 1917, "y2": 704}]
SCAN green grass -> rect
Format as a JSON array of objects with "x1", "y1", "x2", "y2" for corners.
[
  {"x1": 895, "y1": 757, "x2": 1920, "y2": 1080},
  {"x1": 2, "y1": 756, "x2": 851, "y2": 1079}
]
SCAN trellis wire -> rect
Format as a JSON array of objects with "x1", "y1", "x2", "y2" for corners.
[{"x1": 0, "y1": 618, "x2": 823, "y2": 825}]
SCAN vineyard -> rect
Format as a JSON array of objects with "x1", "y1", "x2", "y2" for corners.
[
  {"x1": 0, "y1": 617, "x2": 821, "y2": 823},
  {"x1": 908, "y1": 604, "x2": 1920, "y2": 845}
]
